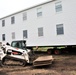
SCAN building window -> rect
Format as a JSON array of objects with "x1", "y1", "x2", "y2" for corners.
[
  {"x1": 56, "y1": 24, "x2": 64, "y2": 35},
  {"x1": 2, "y1": 34, "x2": 5, "y2": 41},
  {"x1": 2, "y1": 20, "x2": 5, "y2": 27},
  {"x1": 11, "y1": 16, "x2": 15, "y2": 24},
  {"x1": 37, "y1": 7, "x2": 42, "y2": 17},
  {"x1": 23, "y1": 12, "x2": 27, "y2": 21},
  {"x1": 38, "y1": 27, "x2": 43, "y2": 37},
  {"x1": 55, "y1": 1, "x2": 62, "y2": 12},
  {"x1": 23, "y1": 30, "x2": 28, "y2": 39},
  {"x1": 12, "y1": 32, "x2": 15, "y2": 39}
]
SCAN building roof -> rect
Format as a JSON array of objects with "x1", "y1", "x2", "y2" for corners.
[{"x1": 0, "y1": 0, "x2": 56, "y2": 20}]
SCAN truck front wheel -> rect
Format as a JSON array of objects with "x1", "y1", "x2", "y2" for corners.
[
  {"x1": 47, "y1": 49, "x2": 52, "y2": 55},
  {"x1": 54, "y1": 49, "x2": 61, "y2": 55}
]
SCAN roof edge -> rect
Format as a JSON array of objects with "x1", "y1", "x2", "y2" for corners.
[{"x1": 0, "y1": 0, "x2": 56, "y2": 20}]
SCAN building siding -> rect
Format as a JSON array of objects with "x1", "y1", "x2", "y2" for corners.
[{"x1": 0, "y1": 0, "x2": 76, "y2": 46}]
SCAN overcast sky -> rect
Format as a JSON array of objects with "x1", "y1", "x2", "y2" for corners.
[{"x1": 0, "y1": 0, "x2": 48, "y2": 18}]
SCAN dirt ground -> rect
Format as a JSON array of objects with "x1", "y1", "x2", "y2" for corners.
[{"x1": 0, "y1": 53, "x2": 76, "y2": 75}]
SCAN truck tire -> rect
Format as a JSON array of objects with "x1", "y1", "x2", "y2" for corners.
[
  {"x1": 47, "y1": 49, "x2": 52, "y2": 55},
  {"x1": 54, "y1": 49, "x2": 61, "y2": 55}
]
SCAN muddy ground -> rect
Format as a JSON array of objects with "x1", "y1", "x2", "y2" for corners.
[{"x1": 0, "y1": 53, "x2": 76, "y2": 75}]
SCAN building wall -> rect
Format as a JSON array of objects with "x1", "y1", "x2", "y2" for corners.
[{"x1": 0, "y1": 0, "x2": 76, "y2": 46}]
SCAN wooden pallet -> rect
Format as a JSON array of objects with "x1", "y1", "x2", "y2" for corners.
[{"x1": 33, "y1": 55, "x2": 54, "y2": 67}]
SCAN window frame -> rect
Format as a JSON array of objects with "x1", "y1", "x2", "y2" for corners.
[
  {"x1": 2, "y1": 20, "x2": 5, "y2": 27},
  {"x1": 23, "y1": 12, "x2": 27, "y2": 21},
  {"x1": 12, "y1": 32, "x2": 15, "y2": 39},
  {"x1": 38, "y1": 27, "x2": 44, "y2": 37},
  {"x1": 23, "y1": 30, "x2": 28, "y2": 39},
  {"x1": 55, "y1": 1, "x2": 62, "y2": 12},
  {"x1": 11, "y1": 16, "x2": 15, "y2": 24},
  {"x1": 2, "y1": 34, "x2": 5, "y2": 41},
  {"x1": 56, "y1": 24, "x2": 64, "y2": 35},
  {"x1": 37, "y1": 7, "x2": 42, "y2": 17}
]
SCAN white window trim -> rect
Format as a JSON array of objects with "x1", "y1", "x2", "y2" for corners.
[
  {"x1": 11, "y1": 16, "x2": 15, "y2": 24},
  {"x1": 56, "y1": 24, "x2": 64, "y2": 35},
  {"x1": 12, "y1": 32, "x2": 15, "y2": 39},
  {"x1": 2, "y1": 20, "x2": 5, "y2": 27},
  {"x1": 23, "y1": 12, "x2": 27, "y2": 21},
  {"x1": 23, "y1": 30, "x2": 28, "y2": 39},
  {"x1": 38, "y1": 27, "x2": 44, "y2": 37},
  {"x1": 37, "y1": 7, "x2": 42, "y2": 17},
  {"x1": 55, "y1": 1, "x2": 62, "y2": 13}
]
